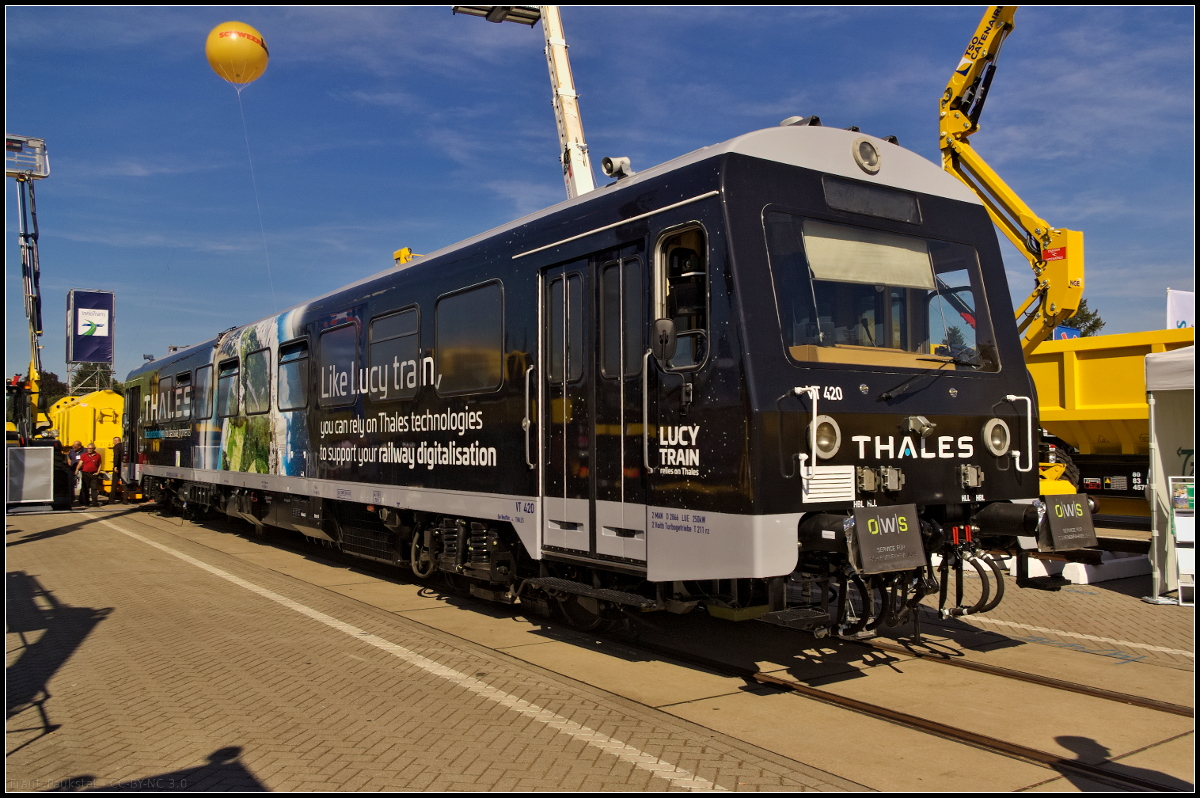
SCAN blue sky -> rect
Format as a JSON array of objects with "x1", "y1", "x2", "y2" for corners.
[{"x1": 6, "y1": 6, "x2": 1194, "y2": 382}]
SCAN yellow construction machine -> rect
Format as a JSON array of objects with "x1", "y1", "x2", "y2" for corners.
[{"x1": 940, "y1": 7, "x2": 1193, "y2": 519}]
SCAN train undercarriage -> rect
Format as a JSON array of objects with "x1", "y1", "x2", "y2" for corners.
[{"x1": 142, "y1": 475, "x2": 1062, "y2": 637}]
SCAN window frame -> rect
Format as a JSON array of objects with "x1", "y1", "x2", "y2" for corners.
[
  {"x1": 368, "y1": 306, "x2": 421, "y2": 403},
  {"x1": 193, "y1": 365, "x2": 214, "y2": 420},
  {"x1": 277, "y1": 339, "x2": 310, "y2": 412},
  {"x1": 317, "y1": 323, "x2": 360, "y2": 409},
  {"x1": 435, "y1": 280, "x2": 505, "y2": 397},
  {"x1": 761, "y1": 205, "x2": 1001, "y2": 373},
  {"x1": 216, "y1": 359, "x2": 240, "y2": 418},
  {"x1": 653, "y1": 223, "x2": 709, "y2": 372}
]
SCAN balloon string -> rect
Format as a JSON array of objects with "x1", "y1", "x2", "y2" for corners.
[{"x1": 236, "y1": 86, "x2": 278, "y2": 313}]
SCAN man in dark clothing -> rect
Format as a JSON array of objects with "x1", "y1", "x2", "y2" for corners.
[
  {"x1": 111, "y1": 436, "x2": 126, "y2": 504},
  {"x1": 78, "y1": 443, "x2": 103, "y2": 507}
]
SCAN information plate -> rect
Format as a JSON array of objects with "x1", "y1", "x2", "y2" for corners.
[
  {"x1": 1040, "y1": 493, "x2": 1097, "y2": 551},
  {"x1": 850, "y1": 504, "x2": 925, "y2": 574}
]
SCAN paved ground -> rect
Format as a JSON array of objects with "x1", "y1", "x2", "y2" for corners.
[
  {"x1": 6, "y1": 505, "x2": 1193, "y2": 791},
  {"x1": 6, "y1": 507, "x2": 861, "y2": 792},
  {"x1": 906, "y1": 526, "x2": 1194, "y2": 672}
]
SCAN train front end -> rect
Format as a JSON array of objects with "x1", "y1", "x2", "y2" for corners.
[{"x1": 725, "y1": 126, "x2": 1096, "y2": 632}]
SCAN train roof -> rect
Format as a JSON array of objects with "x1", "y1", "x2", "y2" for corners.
[
  {"x1": 319, "y1": 125, "x2": 979, "y2": 299},
  {"x1": 128, "y1": 124, "x2": 980, "y2": 381}
]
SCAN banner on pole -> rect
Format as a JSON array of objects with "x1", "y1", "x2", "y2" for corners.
[
  {"x1": 1167, "y1": 289, "x2": 1194, "y2": 330},
  {"x1": 66, "y1": 289, "x2": 115, "y2": 364}
]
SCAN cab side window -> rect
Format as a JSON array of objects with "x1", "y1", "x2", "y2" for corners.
[{"x1": 656, "y1": 227, "x2": 708, "y2": 368}]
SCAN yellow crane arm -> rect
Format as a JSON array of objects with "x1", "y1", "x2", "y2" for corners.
[{"x1": 939, "y1": 6, "x2": 1084, "y2": 356}]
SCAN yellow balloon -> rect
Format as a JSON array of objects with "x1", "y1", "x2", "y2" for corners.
[{"x1": 205, "y1": 21, "x2": 269, "y2": 86}]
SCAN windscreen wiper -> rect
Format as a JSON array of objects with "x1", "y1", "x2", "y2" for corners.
[{"x1": 878, "y1": 354, "x2": 977, "y2": 401}]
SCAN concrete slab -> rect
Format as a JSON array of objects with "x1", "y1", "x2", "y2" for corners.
[
  {"x1": 501, "y1": 637, "x2": 753, "y2": 708},
  {"x1": 664, "y1": 689, "x2": 1052, "y2": 792},
  {"x1": 804, "y1": 657, "x2": 1195, "y2": 764}
]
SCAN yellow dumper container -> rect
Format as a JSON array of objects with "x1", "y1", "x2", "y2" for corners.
[
  {"x1": 48, "y1": 390, "x2": 125, "y2": 497},
  {"x1": 1028, "y1": 328, "x2": 1195, "y2": 518}
]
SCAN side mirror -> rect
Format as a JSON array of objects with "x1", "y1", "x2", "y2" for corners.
[{"x1": 652, "y1": 318, "x2": 677, "y2": 364}]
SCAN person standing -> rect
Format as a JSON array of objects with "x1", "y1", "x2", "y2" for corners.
[
  {"x1": 78, "y1": 443, "x2": 103, "y2": 507},
  {"x1": 111, "y1": 436, "x2": 126, "y2": 504},
  {"x1": 68, "y1": 441, "x2": 84, "y2": 502}
]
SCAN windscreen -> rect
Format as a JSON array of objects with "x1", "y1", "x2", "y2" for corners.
[{"x1": 764, "y1": 212, "x2": 999, "y2": 371}]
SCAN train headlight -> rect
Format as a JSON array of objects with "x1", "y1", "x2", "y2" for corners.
[
  {"x1": 983, "y1": 418, "x2": 1011, "y2": 457},
  {"x1": 853, "y1": 137, "x2": 881, "y2": 175},
  {"x1": 814, "y1": 415, "x2": 841, "y2": 459}
]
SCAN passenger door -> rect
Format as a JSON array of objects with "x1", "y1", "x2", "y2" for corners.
[
  {"x1": 540, "y1": 261, "x2": 591, "y2": 554},
  {"x1": 592, "y1": 248, "x2": 648, "y2": 562},
  {"x1": 539, "y1": 247, "x2": 649, "y2": 563}
]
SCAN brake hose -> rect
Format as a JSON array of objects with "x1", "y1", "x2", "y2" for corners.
[
  {"x1": 977, "y1": 553, "x2": 1007, "y2": 614},
  {"x1": 947, "y1": 554, "x2": 991, "y2": 616}
]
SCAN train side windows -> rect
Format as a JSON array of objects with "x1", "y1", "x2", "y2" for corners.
[
  {"x1": 436, "y1": 282, "x2": 503, "y2": 395},
  {"x1": 656, "y1": 227, "x2": 708, "y2": 369},
  {"x1": 369, "y1": 308, "x2": 419, "y2": 402},
  {"x1": 601, "y1": 260, "x2": 643, "y2": 378},
  {"x1": 243, "y1": 348, "x2": 271, "y2": 415},
  {"x1": 175, "y1": 372, "x2": 192, "y2": 420},
  {"x1": 278, "y1": 340, "x2": 310, "y2": 411},
  {"x1": 216, "y1": 360, "x2": 240, "y2": 418},
  {"x1": 193, "y1": 365, "x2": 213, "y2": 420},
  {"x1": 318, "y1": 324, "x2": 358, "y2": 408},
  {"x1": 157, "y1": 376, "x2": 174, "y2": 422}
]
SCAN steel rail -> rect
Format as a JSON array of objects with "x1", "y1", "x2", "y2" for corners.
[
  {"x1": 622, "y1": 637, "x2": 1187, "y2": 793},
  {"x1": 861, "y1": 636, "x2": 1194, "y2": 718}
]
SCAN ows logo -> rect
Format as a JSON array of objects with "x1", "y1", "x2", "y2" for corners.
[{"x1": 866, "y1": 514, "x2": 909, "y2": 535}]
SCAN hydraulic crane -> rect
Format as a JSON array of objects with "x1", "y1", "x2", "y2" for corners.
[
  {"x1": 452, "y1": 5, "x2": 596, "y2": 200},
  {"x1": 6, "y1": 134, "x2": 50, "y2": 444},
  {"x1": 939, "y1": 6, "x2": 1084, "y2": 357}
]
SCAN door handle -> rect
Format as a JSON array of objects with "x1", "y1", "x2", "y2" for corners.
[
  {"x1": 642, "y1": 350, "x2": 656, "y2": 474},
  {"x1": 523, "y1": 365, "x2": 535, "y2": 469}
]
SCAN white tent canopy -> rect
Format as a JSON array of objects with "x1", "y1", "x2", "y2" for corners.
[
  {"x1": 1146, "y1": 345, "x2": 1195, "y2": 602},
  {"x1": 1146, "y1": 345, "x2": 1194, "y2": 392}
]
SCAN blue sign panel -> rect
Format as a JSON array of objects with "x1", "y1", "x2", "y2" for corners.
[{"x1": 66, "y1": 289, "x2": 115, "y2": 364}]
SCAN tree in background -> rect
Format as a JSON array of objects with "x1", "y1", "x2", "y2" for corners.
[
  {"x1": 69, "y1": 362, "x2": 125, "y2": 396},
  {"x1": 38, "y1": 371, "x2": 71, "y2": 407},
  {"x1": 1068, "y1": 298, "x2": 1106, "y2": 337}
]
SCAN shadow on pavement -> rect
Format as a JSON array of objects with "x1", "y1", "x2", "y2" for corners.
[
  {"x1": 5, "y1": 506, "x2": 148, "y2": 547},
  {"x1": 51, "y1": 746, "x2": 266, "y2": 791},
  {"x1": 1052, "y1": 735, "x2": 1194, "y2": 792},
  {"x1": 6, "y1": 572, "x2": 112, "y2": 755}
]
